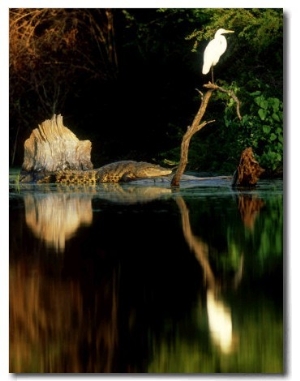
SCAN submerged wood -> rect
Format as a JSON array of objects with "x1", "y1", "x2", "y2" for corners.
[{"x1": 232, "y1": 147, "x2": 265, "y2": 187}]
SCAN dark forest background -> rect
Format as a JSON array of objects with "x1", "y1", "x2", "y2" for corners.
[{"x1": 9, "y1": 8, "x2": 283, "y2": 175}]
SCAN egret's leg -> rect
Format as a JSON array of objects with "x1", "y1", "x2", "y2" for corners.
[{"x1": 211, "y1": 67, "x2": 214, "y2": 83}]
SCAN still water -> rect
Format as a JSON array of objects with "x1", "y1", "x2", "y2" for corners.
[{"x1": 9, "y1": 175, "x2": 283, "y2": 373}]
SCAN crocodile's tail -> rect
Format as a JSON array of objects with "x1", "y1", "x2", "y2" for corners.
[{"x1": 38, "y1": 170, "x2": 99, "y2": 184}]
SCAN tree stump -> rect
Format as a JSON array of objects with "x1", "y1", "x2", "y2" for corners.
[
  {"x1": 20, "y1": 114, "x2": 93, "y2": 182},
  {"x1": 232, "y1": 147, "x2": 265, "y2": 187}
]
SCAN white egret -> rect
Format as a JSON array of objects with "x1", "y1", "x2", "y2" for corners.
[{"x1": 202, "y1": 28, "x2": 234, "y2": 83}]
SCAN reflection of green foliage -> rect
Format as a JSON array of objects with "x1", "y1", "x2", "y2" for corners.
[
  {"x1": 147, "y1": 297, "x2": 283, "y2": 373},
  {"x1": 183, "y1": 191, "x2": 282, "y2": 278},
  {"x1": 147, "y1": 190, "x2": 283, "y2": 373},
  {"x1": 217, "y1": 195, "x2": 283, "y2": 275},
  {"x1": 247, "y1": 195, "x2": 283, "y2": 265},
  {"x1": 223, "y1": 241, "x2": 242, "y2": 271},
  {"x1": 232, "y1": 301, "x2": 283, "y2": 373}
]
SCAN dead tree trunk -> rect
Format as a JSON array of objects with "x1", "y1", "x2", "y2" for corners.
[{"x1": 21, "y1": 114, "x2": 93, "y2": 182}]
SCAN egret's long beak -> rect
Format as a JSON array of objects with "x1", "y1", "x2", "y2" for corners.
[{"x1": 224, "y1": 30, "x2": 234, "y2": 34}]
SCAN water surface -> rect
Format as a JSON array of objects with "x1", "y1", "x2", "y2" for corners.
[{"x1": 9, "y1": 176, "x2": 283, "y2": 373}]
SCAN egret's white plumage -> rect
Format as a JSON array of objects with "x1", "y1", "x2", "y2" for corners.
[{"x1": 202, "y1": 28, "x2": 234, "y2": 81}]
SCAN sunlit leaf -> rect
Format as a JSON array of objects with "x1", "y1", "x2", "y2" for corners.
[
  {"x1": 258, "y1": 109, "x2": 267, "y2": 120},
  {"x1": 262, "y1": 125, "x2": 271, "y2": 134}
]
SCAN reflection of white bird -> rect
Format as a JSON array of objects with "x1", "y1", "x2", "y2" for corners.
[
  {"x1": 202, "y1": 28, "x2": 234, "y2": 83},
  {"x1": 206, "y1": 289, "x2": 233, "y2": 354}
]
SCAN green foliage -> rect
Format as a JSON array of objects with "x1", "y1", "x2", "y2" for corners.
[
  {"x1": 223, "y1": 88, "x2": 283, "y2": 172},
  {"x1": 197, "y1": 8, "x2": 282, "y2": 47},
  {"x1": 251, "y1": 93, "x2": 283, "y2": 171},
  {"x1": 187, "y1": 8, "x2": 283, "y2": 66},
  {"x1": 187, "y1": 8, "x2": 283, "y2": 100},
  {"x1": 160, "y1": 78, "x2": 283, "y2": 174}
]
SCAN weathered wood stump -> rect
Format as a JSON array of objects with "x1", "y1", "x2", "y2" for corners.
[
  {"x1": 22, "y1": 114, "x2": 93, "y2": 172},
  {"x1": 232, "y1": 147, "x2": 265, "y2": 187},
  {"x1": 20, "y1": 114, "x2": 93, "y2": 182}
]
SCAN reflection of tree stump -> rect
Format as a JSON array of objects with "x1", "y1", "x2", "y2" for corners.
[
  {"x1": 238, "y1": 194, "x2": 264, "y2": 230},
  {"x1": 232, "y1": 147, "x2": 265, "y2": 187},
  {"x1": 22, "y1": 114, "x2": 93, "y2": 174},
  {"x1": 24, "y1": 193, "x2": 93, "y2": 252}
]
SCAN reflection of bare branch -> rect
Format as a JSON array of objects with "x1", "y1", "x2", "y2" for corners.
[
  {"x1": 175, "y1": 195, "x2": 240, "y2": 354},
  {"x1": 175, "y1": 196, "x2": 216, "y2": 290},
  {"x1": 176, "y1": 195, "x2": 245, "y2": 289},
  {"x1": 24, "y1": 193, "x2": 93, "y2": 252}
]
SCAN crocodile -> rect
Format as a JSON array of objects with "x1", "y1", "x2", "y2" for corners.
[{"x1": 20, "y1": 160, "x2": 173, "y2": 184}]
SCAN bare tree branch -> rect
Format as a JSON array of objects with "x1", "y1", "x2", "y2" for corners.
[
  {"x1": 204, "y1": 82, "x2": 242, "y2": 120},
  {"x1": 171, "y1": 83, "x2": 242, "y2": 187}
]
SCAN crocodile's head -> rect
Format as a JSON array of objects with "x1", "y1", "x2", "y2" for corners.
[{"x1": 136, "y1": 162, "x2": 173, "y2": 178}]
